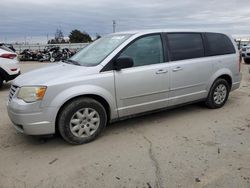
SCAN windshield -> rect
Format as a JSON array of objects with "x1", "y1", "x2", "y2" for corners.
[{"x1": 70, "y1": 34, "x2": 131, "y2": 66}]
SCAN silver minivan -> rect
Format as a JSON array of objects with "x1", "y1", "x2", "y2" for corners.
[{"x1": 7, "y1": 30, "x2": 242, "y2": 144}]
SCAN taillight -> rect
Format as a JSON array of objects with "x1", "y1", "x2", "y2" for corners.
[{"x1": 0, "y1": 53, "x2": 17, "y2": 59}]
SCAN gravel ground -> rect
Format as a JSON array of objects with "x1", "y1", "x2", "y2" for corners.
[{"x1": 0, "y1": 61, "x2": 250, "y2": 188}]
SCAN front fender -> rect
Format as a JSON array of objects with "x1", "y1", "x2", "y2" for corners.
[{"x1": 44, "y1": 85, "x2": 118, "y2": 120}]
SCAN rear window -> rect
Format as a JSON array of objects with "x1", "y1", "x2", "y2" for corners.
[
  {"x1": 205, "y1": 33, "x2": 235, "y2": 56},
  {"x1": 0, "y1": 45, "x2": 14, "y2": 52},
  {"x1": 167, "y1": 33, "x2": 205, "y2": 61}
]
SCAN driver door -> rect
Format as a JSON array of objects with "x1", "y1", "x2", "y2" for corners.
[{"x1": 114, "y1": 34, "x2": 171, "y2": 117}]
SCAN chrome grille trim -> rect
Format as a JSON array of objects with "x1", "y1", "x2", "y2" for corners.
[{"x1": 8, "y1": 85, "x2": 18, "y2": 102}]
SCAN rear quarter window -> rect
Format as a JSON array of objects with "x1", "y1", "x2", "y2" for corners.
[{"x1": 205, "y1": 33, "x2": 235, "y2": 56}]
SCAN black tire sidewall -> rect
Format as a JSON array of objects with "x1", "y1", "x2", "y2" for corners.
[
  {"x1": 244, "y1": 58, "x2": 250, "y2": 64},
  {"x1": 206, "y1": 79, "x2": 230, "y2": 109},
  {"x1": 58, "y1": 98, "x2": 107, "y2": 144}
]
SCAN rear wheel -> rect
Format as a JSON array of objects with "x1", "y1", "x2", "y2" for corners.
[
  {"x1": 206, "y1": 78, "x2": 230, "y2": 109},
  {"x1": 58, "y1": 98, "x2": 107, "y2": 144}
]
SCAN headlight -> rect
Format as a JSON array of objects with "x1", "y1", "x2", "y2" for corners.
[{"x1": 17, "y1": 86, "x2": 47, "y2": 103}]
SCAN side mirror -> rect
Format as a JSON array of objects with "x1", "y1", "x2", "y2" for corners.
[{"x1": 114, "y1": 57, "x2": 134, "y2": 70}]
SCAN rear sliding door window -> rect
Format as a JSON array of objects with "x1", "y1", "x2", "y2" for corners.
[
  {"x1": 167, "y1": 33, "x2": 204, "y2": 61},
  {"x1": 205, "y1": 33, "x2": 235, "y2": 56}
]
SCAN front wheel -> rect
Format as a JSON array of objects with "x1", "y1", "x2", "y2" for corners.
[
  {"x1": 206, "y1": 78, "x2": 230, "y2": 109},
  {"x1": 58, "y1": 98, "x2": 107, "y2": 144}
]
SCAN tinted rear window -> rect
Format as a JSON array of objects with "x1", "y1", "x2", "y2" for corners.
[
  {"x1": 167, "y1": 33, "x2": 205, "y2": 61},
  {"x1": 205, "y1": 33, "x2": 235, "y2": 56},
  {"x1": 0, "y1": 45, "x2": 14, "y2": 52}
]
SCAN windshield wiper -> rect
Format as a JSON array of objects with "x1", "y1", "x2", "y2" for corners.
[{"x1": 63, "y1": 59, "x2": 81, "y2": 66}]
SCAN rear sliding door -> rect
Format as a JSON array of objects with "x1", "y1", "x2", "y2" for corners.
[{"x1": 165, "y1": 33, "x2": 213, "y2": 105}]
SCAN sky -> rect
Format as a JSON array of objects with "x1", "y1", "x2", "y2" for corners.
[{"x1": 1, "y1": 0, "x2": 250, "y2": 43}]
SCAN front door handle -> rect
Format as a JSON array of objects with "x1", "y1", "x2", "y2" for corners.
[
  {"x1": 156, "y1": 69, "x2": 168, "y2": 74},
  {"x1": 172, "y1": 66, "x2": 183, "y2": 72}
]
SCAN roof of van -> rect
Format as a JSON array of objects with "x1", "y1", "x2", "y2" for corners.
[{"x1": 113, "y1": 29, "x2": 230, "y2": 36}]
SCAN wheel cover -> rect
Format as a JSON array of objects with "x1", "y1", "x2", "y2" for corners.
[
  {"x1": 69, "y1": 108, "x2": 100, "y2": 138},
  {"x1": 213, "y1": 84, "x2": 227, "y2": 105}
]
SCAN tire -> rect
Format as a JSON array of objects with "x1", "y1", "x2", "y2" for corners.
[
  {"x1": 244, "y1": 58, "x2": 250, "y2": 64},
  {"x1": 0, "y1": 77, "x2": 3, "y2": 88},
  {"x1": 50, "y1": 57, "x2": 55, "y2": 62},
  {"x1": 58, "y1": 97, "x2": 107, "y2": 144},
  {"x1": 206, "y1": 78, "x2": 230, "y2": 109}
]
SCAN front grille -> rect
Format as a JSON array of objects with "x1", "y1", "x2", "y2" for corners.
[{"x1": 9, "y1": 85, "x2": 18, "y2": 102}]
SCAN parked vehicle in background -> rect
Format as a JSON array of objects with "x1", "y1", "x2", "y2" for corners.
[
  {"x1": 0, "y1": 45, "x2": 20, "y2": 88},
  {"x1": 19, "y1": 49, "x2": 39, "y2": 61},
  {"x1": 240, "y1": 45, "x2": 250, "y2": 64},
  {"x1": 46, "y1": 47, "x2": 76, "y2": 62},
  {"x1": 19, "y1": 46, "x2": 76, "y2": 62},
  {"x1": 7, "y1": 30, "x2": 241, "y2": 144},
  {"x1": 48, "y1": 46, "x2": 63, "y2": 62}
]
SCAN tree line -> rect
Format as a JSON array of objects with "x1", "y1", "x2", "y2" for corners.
[{"x1": 48, "y1": 29, "x2": 101, "y2": 44}]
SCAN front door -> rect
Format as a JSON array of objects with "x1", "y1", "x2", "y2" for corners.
[{"x1": 114, "y1": 34, "x2": 170, "y2": 117}]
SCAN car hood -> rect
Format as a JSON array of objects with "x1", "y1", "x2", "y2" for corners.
[{"x1": 13, "y1": 62, "x2": 100, "y2": 86}]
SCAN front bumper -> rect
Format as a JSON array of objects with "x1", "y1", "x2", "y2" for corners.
[
  {"x1": 0, "y1": 66, "x2": 21, "y2": 82},
  {"x1": 6, "y1": 71, "x2": 21, "y2": 82},
  {"x1": 7, "y1": 98, "x2": 57, "y2": 135}
]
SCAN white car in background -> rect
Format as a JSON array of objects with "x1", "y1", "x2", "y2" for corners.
[
  {"x1": 0, "y1": 45, "x2": 20, "y2": 88},
  {"x1": 241, "y1": 45, "x2": 250, "y2": 64}
]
